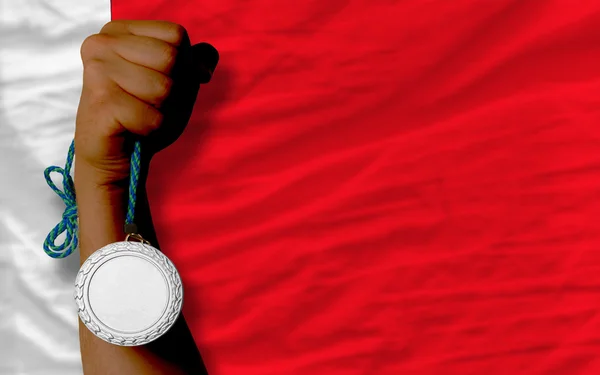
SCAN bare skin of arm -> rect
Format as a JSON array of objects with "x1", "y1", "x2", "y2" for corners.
[
  {"x1": 76, "y1": 162, "x2": 207, "y2": 375},
  {"x1": 73, "y1": 20, "x2": 216, "y2": 374}
]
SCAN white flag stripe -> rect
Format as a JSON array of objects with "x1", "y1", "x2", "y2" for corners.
[{"x1": 0, "y1": 1, "x2": 111, "y2": 374}]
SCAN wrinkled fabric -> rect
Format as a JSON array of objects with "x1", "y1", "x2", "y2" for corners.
[
  {"x1": 114, "y1": 1, "x2": 600, "y2": 374},
  {"x1": 0, "y1": 1, "x2": 110, "y2": 374},
  {"x1": 4, "y1": 0, "x2": 600, "y2": 374}
]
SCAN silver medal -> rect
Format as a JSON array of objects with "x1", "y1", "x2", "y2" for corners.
[{"x1": 74, "y1": 240, "x2": 183, "y2": 346}]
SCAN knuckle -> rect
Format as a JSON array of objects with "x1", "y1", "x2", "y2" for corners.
[
  {"x1": 99, "y1": 20, "x2": 120, "y2": 33},
  {"x1": 153, "y1": 75, "x2": 173, "y2": 105},
  {"x1": 81, "y1": 66, "x2": 114, "y2": 105},
  {"x1": 88, "y1": 84, "x2": 113, "y2": 106},
  {"x1": 168, "y1": 23, "x2": 187, "y2": 46},
  {"x1": 82, "y1": 59, "x2": 107, "y2": 83},
  {"x1": 146, "y1": 107, "x2": 164, "y2": 133},
  {"x1": 80, "y1": 34, "x2": 111, "y2": 61},
  {"x1": 160, "y1": 44, "x2": 179, "y2": 71}
]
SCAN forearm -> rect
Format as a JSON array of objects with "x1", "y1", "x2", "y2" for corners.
[{"x1": 75, "y1": 159, "x2": 205, "y2": 375}]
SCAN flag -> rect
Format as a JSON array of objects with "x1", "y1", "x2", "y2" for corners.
[{"x1": 4, "y1": 0, "x2": 600, "y2": 374}]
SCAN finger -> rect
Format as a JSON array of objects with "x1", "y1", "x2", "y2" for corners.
[
  {"x1": 105, "y1": 56, "x2": 173, "y2": 108},
  {"x1": 191, "y1": 43, "x2": 219, "y2": 83},
  {"x1": 100, "y1": 20, "x2": 189, "y2": 47},
  {"x1": 111, "y1": 34, "x2": 179, "y2": 74},
  {"x1": 80, "y1": 33, "x2": 179, "y2": 74},
  {"x1": 109, "y1": 85, "x2": 164, "y2": 136}
]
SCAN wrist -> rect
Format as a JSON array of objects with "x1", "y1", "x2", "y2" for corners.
[
  {"x1": 75, "y1": 161, "x2": 129, "y2": 261},
  {"x1": 74, "y1": 158, "x2": 154, "y2": 262}
]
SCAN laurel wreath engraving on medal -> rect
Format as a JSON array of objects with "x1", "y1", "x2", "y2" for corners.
[{"x1": 74, "y1": 241, "x2": 183, "y2": 346}]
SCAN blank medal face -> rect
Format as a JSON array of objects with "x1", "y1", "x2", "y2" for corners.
[{"x1": 74, "y1": 241, "x2": 183, "y2": 346}]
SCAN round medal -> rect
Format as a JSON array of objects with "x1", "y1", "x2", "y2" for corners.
[
  {"x1": 74, "y1": 240, "x2": 183, "y2": 346},
  {"x1": 44, "y1": 140, "x2": 184, "y2": 346}
]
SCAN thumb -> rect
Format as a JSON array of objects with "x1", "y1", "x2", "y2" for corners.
[
  {"x1": 145, "y1": 42, "x2": 219, "y2": 154},
  {"x1": 191, "y1": 42, "x2": 220, "y2": 84}
]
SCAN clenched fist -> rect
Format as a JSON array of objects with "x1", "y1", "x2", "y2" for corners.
[{"x1": 75, "y1": 20, "x2": 218, "y2": 185}]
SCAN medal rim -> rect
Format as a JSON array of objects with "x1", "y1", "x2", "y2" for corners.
[{"x1": 74, "y1": 241, "x2": 183, "y2": 346}]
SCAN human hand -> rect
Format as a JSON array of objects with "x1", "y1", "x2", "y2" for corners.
[{"x1": 74, "y1": 20, "x2": 218, "y2": 185}]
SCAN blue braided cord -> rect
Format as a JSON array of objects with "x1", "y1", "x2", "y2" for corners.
[
  {"x1": 126, "y1": 140, "x2": 142, "y2": 225},
  {"x1": 43, "y1": 139, "x2": 142, "y2": 258},
  {"x1": 43, "y1": 140, "x2": 77, "y2": 258}
]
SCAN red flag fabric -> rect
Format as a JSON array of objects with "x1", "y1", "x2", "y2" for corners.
[{"x1": 113, "y1": 1, "x2": 600, "y2": 374}]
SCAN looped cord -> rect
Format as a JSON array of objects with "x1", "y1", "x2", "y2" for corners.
[{"x1": 43, "y1": 139, "x2": 142, "y2": 258}]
